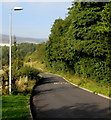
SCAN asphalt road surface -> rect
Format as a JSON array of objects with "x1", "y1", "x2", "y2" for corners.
[{"x1": 30, "y1": 73, "x2": 111, "y2": 120}]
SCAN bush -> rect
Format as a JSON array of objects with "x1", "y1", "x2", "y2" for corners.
[
  {"x1": 18, "y1": 66, "x2": 40, "y2": 80},
  {"x1": 74, "y1": 58, "x2": 110, "y2": 85},
  {"x1": 15, "y1": 77, "x2": 36, "y2": 94},
  {"x1": 2, "y1": 88, "x2": 9, "y2": 95}
]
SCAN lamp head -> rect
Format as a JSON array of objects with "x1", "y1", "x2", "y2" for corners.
[{"x1": 13, "y1": 7, "x2": 23, "y2": 11}]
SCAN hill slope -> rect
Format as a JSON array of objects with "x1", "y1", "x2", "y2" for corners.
[{"x1": 0, "y1": 34, "x2": 48, "y2": 44}]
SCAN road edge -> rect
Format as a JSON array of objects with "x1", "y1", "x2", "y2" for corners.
[
  {"x1": 28, "y1": 102, "x2": 33, "y2": 120},
  {"x1": 61, "y1": 75, "x2": 111, "y2": 100},
  {"x1": 42, "y1": 73, "x2": 111, "y2": 100}
]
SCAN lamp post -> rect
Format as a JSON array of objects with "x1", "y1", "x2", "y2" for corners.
[
  {"x1": 9, "y1": 7, "x2": 23, "y2": 94},
  {"x1": 30, "y1": 58, "x2": 32, "y2": 67}
]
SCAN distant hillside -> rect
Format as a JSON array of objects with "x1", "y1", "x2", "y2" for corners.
[{"x1": 0, "y1": 34, "x2": 48, "y2": 44}]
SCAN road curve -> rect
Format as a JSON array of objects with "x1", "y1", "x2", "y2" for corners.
[{"x1": 30, "y1": 73, "x2": 111, "y2": 120}]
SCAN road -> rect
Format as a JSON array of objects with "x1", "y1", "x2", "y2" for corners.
[{"x1": 30, "y1": 73, "x2": 111, "y2": 120}]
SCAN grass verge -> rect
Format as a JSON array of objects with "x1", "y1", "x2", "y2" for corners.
[
  {"x1": 25, "y1": 61, "x2": 48, "y2": 73},
  {"x1": 2, "y1": 94, "x2": 30, "y2": 120},
  {"x1": 1, "y1": 61, "x2": 42, "y2": 119},
  {"x1": 54, "y1": 72, "x2": 110, "y2": 97}
]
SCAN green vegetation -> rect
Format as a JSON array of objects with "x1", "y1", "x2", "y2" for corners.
[
  {"x1": 45, "y1": 2, "x2": 110, "y2": 85},
  {"x1": 2, "y1": 94, "x2": 30, "y2": 120},
  {"x1": 2, "y1": 66, "x2": 39, "y2": 119},
  {"x1": 2, "y1": 42, "x2": 40, "y2": 119},
  {"x1": 2, "y1": 46, "x2": 9, "y2": 66},
  {"x1": 45, "y1": 2, "x2": 111, "y2": 86},
  {"x1": 2, "y1": 41, "x2": 39, "y2": 94},
  {"x1": 53, "y1": 72, "x2": 110, "y2": 97},
  {"x1": 14, "y1": 66, "x2": 40, "y2": 94},
  {"x1": 26, "y1": 2, "x2": 111, "y2": 97},
  {"x1": 19, "y1": 66, "x2": 40, "y2": 80},
  {"x1": 17, "y1": 42, "x2": 37, "y2": 60},
  {"x1": 2, "y1": 42, "x2": 37, "y2": 67},
  {"x1": 26, "y1": 60, "x2": 110, "y2": 97},
  {"x1": 1, "y1": 1, "x2": 111, "y2": 119}
]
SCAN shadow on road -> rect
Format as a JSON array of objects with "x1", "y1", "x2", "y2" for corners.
[
  {"x1": 30, "y1": 74, "x2": 111, "y2": 120},
  {"x1": 30, "y1": 101, "x2": 110, "y2": 119}
]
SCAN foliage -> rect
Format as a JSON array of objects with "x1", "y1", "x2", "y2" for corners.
[
  {"x1": 44, "y1": 2, "x2": 111, "y2": 86},
  {"x1": 3, "y1": 69, "x2": 9, "y2": 81},
  {"x1": 15, "y1": 77, "x2": 36, "y2": 94},
  {"x1": 2, "y1": 46, "x2": 9, "y2": 66},
  {"x1": 2, "y1": 94, "x2": 30, "y2": 119},
  {"x1": 2, "y1": 88, "x2": 9, "y2": 95},
  {"x1": 2, "y1": 42, "x2": 37, "y2": 66},
  {"x1": 11, "y1": 40, "x2": 24, "y2": 85},
  {"x1": 25, "y1": 43, "x2": 46, "y2": 64},
  {"x1": 18, "y1": 66, "x2": 40, "y2": 80},
  {"x1": 2, "y1": 41, "x2": 38, "y2": 94},
  {"x1": 15, "y1": 65, "x2": 40, "y2": 94},
  {"x1": 34, "y1": 43, "x2": 46, "y2": 63},
  {"x1": 17, "y1": 42, "x2": 37, "y2": 60}
]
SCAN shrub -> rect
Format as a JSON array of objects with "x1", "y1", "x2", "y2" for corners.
[
  {"x1": 18, "y1": 66, "x2": 40, "y2": 80},
  {"x1": 2, "y1": 88, "x2": 9, "y2": 95},
  {"x1": 15, "y1": 77, "x2": 36, "y2": 94},
  {"x1": 74, "y1": 58, "x2": 110, "y2": 85}
]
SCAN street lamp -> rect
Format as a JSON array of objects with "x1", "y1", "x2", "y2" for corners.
[
  {"x1": 9, "y1": 7, "x2": 23, "y2": 94},
  {"x1": 30, "y1": 58, "x2": 32, "y2": 67}
]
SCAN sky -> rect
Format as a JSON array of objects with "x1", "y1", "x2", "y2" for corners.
[{"x1": 1, "y1": 1, "x2": 72, "y2": 39}]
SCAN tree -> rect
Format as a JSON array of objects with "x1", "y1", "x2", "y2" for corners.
[
  {"x1": 12, "y1": 39, "x2": 23, "y2": 84},
  {"x1": 45, "y1": 1, "x2": 110, "y2": 85},
  {"x1": 2, "y1": 46, "x2": 9, "y2": 66}
]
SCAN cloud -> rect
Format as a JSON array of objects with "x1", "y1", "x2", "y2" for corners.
[
  {"x1": 2, "y1": 0, "x2": 19, "y2": 2},
  {"x1": 26, "y1": 0, "x2": 72, "y2": 2},
  {"x1": 2, "y1": 0, "x2": 72, "y2": 2},
  {"x1": 2, "y1": 0, "x2": 110, "y2": 2}
]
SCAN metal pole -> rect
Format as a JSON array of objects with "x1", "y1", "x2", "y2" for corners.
[
  {"x1": 9, "y1": 7, "x2": 23, "y2": 94},
  {"x1": 9, "y1": 9, "x2": 12, "y2": 94},
  {"x1": 31, "y1": 58, "x2": 32, "y2": 67}
]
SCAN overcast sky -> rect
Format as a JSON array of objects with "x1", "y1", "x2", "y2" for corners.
[{"x1": 1, "y1": 1, "x2": 72, "y2": 38}]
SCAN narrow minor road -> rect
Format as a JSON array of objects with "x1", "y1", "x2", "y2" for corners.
[{"x1": 30, "y1": 73, "x2": 111, "y2": 119}]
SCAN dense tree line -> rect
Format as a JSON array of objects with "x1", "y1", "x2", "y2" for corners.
[
  {"x1": 2, "y1": 46, "x2": 9, "y2": 66},
  {"x1": 43, "y1": 2, "x2": 111, "y2": 86},
  {"x1": 2, "y1": 42, "x2": 37, "y2": 66},
  {"x1": 17, "y1": 43, "x2": 37, "y2": 60}
]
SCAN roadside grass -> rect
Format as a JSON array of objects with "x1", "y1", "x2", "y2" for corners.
[
  {"x1": 26, "y1": 60, "x2": 110, "y2": 97},
  {"x1": 2, "y1": 76, "x2": 40, "y2": 119},
  {"x1": 24, "y1": 61, "x2": 48, "y2": 73},
  {"x1": 0, "y1": 71, "x2": 4, "y2": 75},
  {"x1": 55, "y1": 72, "x2": 110, "y2": 97},
  {"x1": 2, "y1": 70, "x2": 40, "y2": 119},
  {"x1": 2, "y1": 94, "x2": 30, "y2": 120}
]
